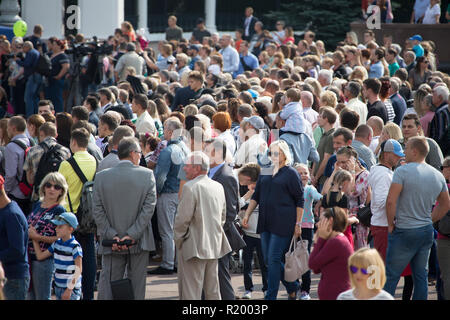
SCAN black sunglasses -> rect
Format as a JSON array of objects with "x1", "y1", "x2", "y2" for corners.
[
  {"x1": 268, "y1": 151, "x2": 280, "y2": 157},
  {"x1": 44, "y1": 182, "x2": 63, "y2": 191}
]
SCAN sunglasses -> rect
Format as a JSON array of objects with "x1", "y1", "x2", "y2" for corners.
[
  {"x1": 268, "y1": 151, "x2": 280, "y2": 157},
  {"x1": 44, "y1": 182, "x2": 63, "y2": 191},
  {"x1": 350, "y1": 265, "x2": 369, "y2": 275}
]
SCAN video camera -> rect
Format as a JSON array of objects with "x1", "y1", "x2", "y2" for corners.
[
  {"x1": 3, "y1": 52, "x2": 25, "y2": 60},
  {"x1": 66, "y1": 36, "x2": 113, "y2": 58}
]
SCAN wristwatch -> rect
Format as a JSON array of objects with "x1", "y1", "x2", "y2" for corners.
[{"x1": 296, "y1": 222, "x2": 302, "y2": 227}]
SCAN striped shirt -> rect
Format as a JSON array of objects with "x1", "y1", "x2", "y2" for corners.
[
  {"x1": 384, "y1": 99, "x2": 396, "y2": 123},
  {"x1": 48, "y1": 236, "x2": 83, "y2": 289}
]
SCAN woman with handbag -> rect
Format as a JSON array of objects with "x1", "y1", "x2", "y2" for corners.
[
  {"x1": 26, "y1": 172, "x2": 68, "y2": 300},
  {"x1": 242, "y1": 140, "x2": 304, "y2": 300},
  {"x1": 309, "y1": 207, "x2": 353, "y2": 300}
]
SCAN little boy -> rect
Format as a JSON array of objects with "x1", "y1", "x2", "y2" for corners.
[
  {"x1": 33, "y1": 212, "x2": 83, "y2": 300},
  {"x1": 237, "y1": 163, "x2": 268, "y2": 299}
]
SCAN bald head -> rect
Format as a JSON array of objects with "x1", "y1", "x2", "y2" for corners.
[
  {"x1": 367, "y1": 116, "x2": 384, "y2": 136},
  {"x1": 300, "y1": 91, "x2": 314, "y2": 108}
]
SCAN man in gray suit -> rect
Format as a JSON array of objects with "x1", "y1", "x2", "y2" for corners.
[
  {"x1": 204, "y1": 139, "x2": 246, "y2": 300},
  {"x1": 93, "y1": 137, "x2": 157, "y2": 300},
  {"x1": 174, "y1": 152, "x2": 232, "y2": 300}
]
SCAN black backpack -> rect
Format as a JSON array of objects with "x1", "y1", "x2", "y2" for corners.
[
  {"x1": 34, "y1": 54, "x2": 52, "y2": 77},
  {"x1": 33, "y1": 143, "x2": 67, "y2": 195}
]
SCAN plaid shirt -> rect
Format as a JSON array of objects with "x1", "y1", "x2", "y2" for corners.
[{"x1": 23, "y1": 137, "x2": 71, "y2": 201}]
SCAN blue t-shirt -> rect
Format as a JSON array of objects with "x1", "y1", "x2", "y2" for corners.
[
  {"x1": 48, "y1": 236, "x2": 83, "y2": 289},
  {"x1": 50, "y1": 53, "x2": 70, "y2": 77},
  {"x1": 392, "y1": 162, "x2": 447, "y2": 229},
  {"x1": 301, "y1": 185, "x2": 323, "y2": 227},
  {"x1": 369, "y1": 61, "x2": 384, "y2": 79}
]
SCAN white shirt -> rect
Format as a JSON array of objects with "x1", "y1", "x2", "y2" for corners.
[
  {"x1": 368, "y1": 164, "x2": 393, "y2": 227},
  {"x1": 423, "y1": 3, "x2": 441, "y2": 24},
  {"x1": 347, "y1": 98, "x2": 368, "y2": 125},
  {"x1": 208, "y1": 64, "x2": 221, "y2": 76},
  {"x1": 369, "y1": 136, "x2": 379, "y2": 153},
  {"x1": 218, "y1": 130, "x2": 237, "y2": 157},
  {"x1": 302, "y1": 106, "x2": 319, "y2": 127},
  {"x1": 337, "y1": 289, "x2": 394, "y2": 300},
  {"x1": 234, "y1": 133, "x2": 268, "y2": 167},
  {"x1": 135, "y1": 110, "x2": 156, "y2": 136}
]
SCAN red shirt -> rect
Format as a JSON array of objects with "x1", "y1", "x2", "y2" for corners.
[{"x1": 309, "y1": 234, "x2": 353, "y2": 300}]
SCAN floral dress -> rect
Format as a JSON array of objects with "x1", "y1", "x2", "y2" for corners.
[{"x1": 347, "y1": 170, "x2": 370, "y2": 250}]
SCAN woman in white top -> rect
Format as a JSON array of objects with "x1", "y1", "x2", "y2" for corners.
[
  {"x1": 212, "y1": 112, "x2": 236, "y2": 157},
  {"x1": 337, "y1": 248, "x2": 394, "y2": 300},
  {"x1": 423, "y1": 0, "x2": 441, "y2": 24}
]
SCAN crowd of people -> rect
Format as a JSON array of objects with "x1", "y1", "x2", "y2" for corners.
[{"x1": 0, "y1": 5, "x2": 450, "y2": 301}]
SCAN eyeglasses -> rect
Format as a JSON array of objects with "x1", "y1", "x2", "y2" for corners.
[
  {"x1": 268, "y1": 151, "x2": 280, "y2": 157},
  {"x1": 134, "y1": 150, "x2": 143, "y2": 156},
  {"x1": 0, "y1": 277, "x2": 7, "y2": 286},
  {"x1": 350, "y1": 265, "x2": 369, "y2": 275},
  {"x1": 44, "y1": 182, "x2": 63, "y2": 191}
]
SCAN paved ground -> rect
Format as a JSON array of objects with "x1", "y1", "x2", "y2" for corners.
[{"x1": 90, "y1": 256, "x2": 438, "y2": 300}]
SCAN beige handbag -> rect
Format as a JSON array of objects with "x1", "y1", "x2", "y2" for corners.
[{"x1": 284, "y1": 236, "x2": 310, "y2": 282}]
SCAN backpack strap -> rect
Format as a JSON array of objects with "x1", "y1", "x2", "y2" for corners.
[
  {"x1": 67, "y1": 157, "x2": 88, "y2": 185},
  {"x1": 11, "y1": 139, "x2": 28, "y2": 152}
]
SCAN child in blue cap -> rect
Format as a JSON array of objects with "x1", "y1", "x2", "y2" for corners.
[{"x1": 33, "y1": 212, "x2": 83, "y2": 300}]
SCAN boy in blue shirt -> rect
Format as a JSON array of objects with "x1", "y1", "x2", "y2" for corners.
[{"x1": 33, "y1": 212, "x2": 83, "y2": 300}]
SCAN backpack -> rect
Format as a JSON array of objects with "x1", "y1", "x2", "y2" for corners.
[
  {"x1": 11, "y1": 140, "x2": 32, "y2": 198},
  {"x1": 33, "y1": 143, "x2": 67, "y2": 195},
  {"x1": 67, "y1": 157, "x2": 97, "y2": 234},
  {"x1": 34, "y1": 53, "x2": 52, "y2": 77},
  {"x1": 438, "y1": 124, "x2": 450, "y2": 157}
]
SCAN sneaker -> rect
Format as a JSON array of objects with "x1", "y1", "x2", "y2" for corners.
[
  {"x1": 241, "y1": 291, "x2": 252, "y2": 299},
  {"x1": 288, "y1": 289, "x2": 299, "y2": 300},
  {"x1": 300, "y1": 291, "x2": 311, "y2": 300},
  {"x1": 147, "y1": 266, "x2": 174, "y2": 275}
]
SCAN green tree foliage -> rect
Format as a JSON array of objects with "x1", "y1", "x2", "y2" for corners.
[{"x1": 264, "y1": 0, "x2": 362, "y2": 49}]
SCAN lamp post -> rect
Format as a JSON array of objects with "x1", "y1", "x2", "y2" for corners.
[{"x1": 0, "y1": 0, "x2": 21, "y2": 26}]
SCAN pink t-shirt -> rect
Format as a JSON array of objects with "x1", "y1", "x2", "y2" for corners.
[{"x1": 420, "y1": 111, "x2": 435, "y2": 137}]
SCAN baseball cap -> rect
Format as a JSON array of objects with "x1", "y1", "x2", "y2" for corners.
[
  {"x1": 409, "y1": 35, "x2": 422, "y2": 42},
  {"x1": 196, "y1": 18, "x2": 205, "y2": 25},
  {"x1": 243, "y1": 116, "x2": 265, "y2": 130},
  {"x1": 51, "y1": 212, "x2": 79, "y2": 230},
  {"x1": 380, "y1": 139, "x2": 405, "y2": 157},
  {"x1": 247, "y1": 89, "x2": 259, "y2": 99}
]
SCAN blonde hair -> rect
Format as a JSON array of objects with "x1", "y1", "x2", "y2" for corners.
[
  {"x1": 348, "y1": 248, "x2": 386, "y2": 290},
  {"x1": 270, "y1": 140, "x2": 292, "y2": 166},
  {"x1": 304, "y1": 78, "x2": 323, "y2": 98},
  {"x1": 38, "y1": 172, "x2": 69, "y2": 205},
  {"x1": 382, "y1": 122, "x2": 403, "y2": 141},
  {"x1": 183, "y1": 104, "x2": 199, "y2": 117},
  {"x1": 349, "y1": 66, "x2": 368, "y2": 81},
  {"x1": 320, "y1": 90, "x2": 338, "y2": 108}
]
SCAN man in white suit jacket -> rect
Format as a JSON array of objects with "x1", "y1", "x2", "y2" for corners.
[{"x1": 174, "y1": 152, "x2": 232, "y2": 300}]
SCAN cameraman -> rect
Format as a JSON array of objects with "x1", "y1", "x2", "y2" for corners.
[{"x1": 16, "y1": 41, "x2": 40, "y2": 118}]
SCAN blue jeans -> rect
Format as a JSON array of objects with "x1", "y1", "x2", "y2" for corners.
[
  {"x1": 45, "y1": 77, "x2": 65, "y2": 113},
  {"x1": 75, "y1": 232, "x2": 97, "y2": 300},
  {"x1": 54, "y1": 286, "x2": 81, "y2": 300},
  {"x1": 260, "y1": 231, "x2": 299, "y2": 300},
  {"x1": 3, "y1": 277, "x2": 30, "y2": 300},
  {"x1": 25, "y1": 73, "x2": 42, "y2": 118},
  {"x1": 243, "y1": 234, "x2": 268, "y2": 292},
  {"x1": 384, "y1": 224, "x2": 434, "y2": 300},
  {"x1": 28, "y1": 258, "x2": 55, "y2": 300}
]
